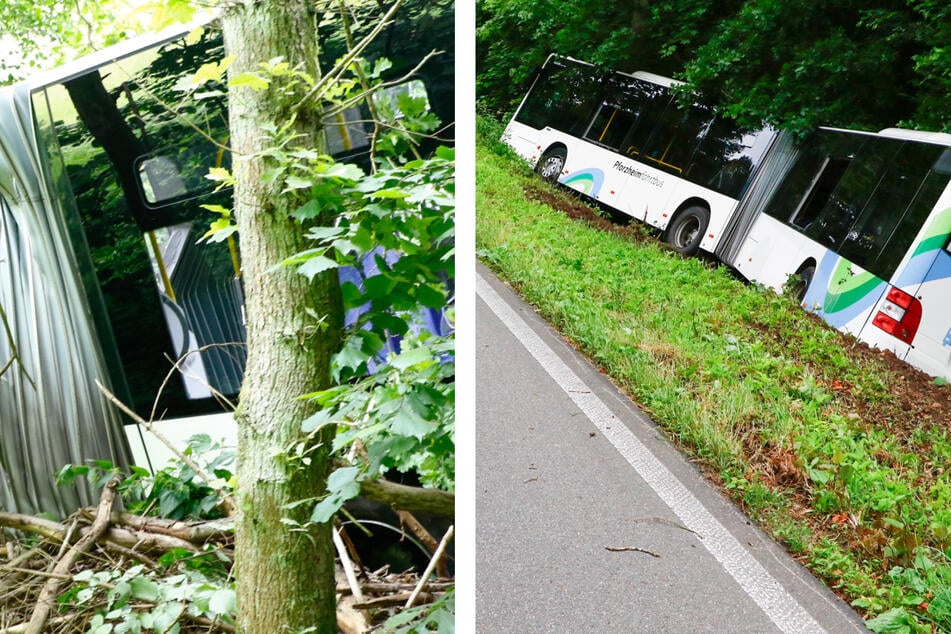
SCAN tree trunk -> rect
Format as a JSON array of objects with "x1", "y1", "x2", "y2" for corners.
[{"x1": 221, "y1": 3, "x2": 342, "y2": 632}]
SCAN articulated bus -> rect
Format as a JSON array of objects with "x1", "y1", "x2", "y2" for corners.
[
  {"x1": 0, "y1": 2, "x2": 453, "y2": 517},
  {"x1": 503, "y1": 54, "x2": 951, "y2": 382}
]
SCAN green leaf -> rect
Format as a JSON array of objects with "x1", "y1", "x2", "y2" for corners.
[
  {"x1": 301, "y1": 408, "x2": 335, "y2": 433},
  {"x1": 416, "y1": 284, "x2": 447, "y2": 309},
  {"x1": 364, "y1": 274, "x2": 397, "y2": 299},
  {"x1": 292, "y1": 199, "x2": 322, "y2": 221},
  {"x1": 208, "y1": 588, "x2": 236, "y2": 616},
  {"x1": 305, "y1": 226, "x2": 347, "y2": 242},
  {"x1": 390, "y1": 399, "x2": 437, "y2": 439},
  {"x1": 283, "y1": 175, "x2": 314, "y2": 192},
  {"x1": 390, "y1": 347, "x2": 433, "y2": 370},
  {"x1": 327, "y1": 466, "x2": 361, "y2": 496},
  {"x1": 322, "y1": 162, "x2": 365, "y2": 180},
  {"x1": 129, "y1": 576, "x2": 159, "y2": 602},
  {"x1": 230, "y1": 72, "x2": 270, "y2": 90},
  {"x1": 372, "y1": 188, "x2": 409, "y2": 199},
  {"x1": 298, "y1": 255, "x2": 339, "y2": 281}
]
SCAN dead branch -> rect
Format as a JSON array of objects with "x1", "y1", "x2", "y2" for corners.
[
  {"x1": 355, "y1": 591, "x2": 433, "y2": 609},
  {"x1": 0, "y1": 509, "x2": 199, "y2": 554},
  {"x1": 405, "y1": 525, "x2": 453, "y2": 609},
  {"x1": 26, "y1": 475, "x2": 119, "y2": 633},
  {"x1": 111, "y1": 512, "x2": 234, "y2": 543},
  {"x1": 0, "y1": 513, "x2": 68, "y2": 541},
  {"x1": 336, "y1": 580, "x2": 454, "y2": 595},
  {"x1": 357, "y1": 477, "x2": 454, "y2": 518},
  {"x1": 604, "y1": 545, "x2": 661, "y2": 557},
  {"x1": 397, "y1": 510, "x2": 448, "y2": 578}
]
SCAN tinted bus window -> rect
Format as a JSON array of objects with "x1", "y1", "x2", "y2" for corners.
[
  {"x1": 803, "y1": 137, "x2": 902, "y2": 249},
  {"x1": 616, "y1": 79, "x2": 670, "y2": 158},
  {"x1": 871, "y1": 161, "x2": 951, "y2": 278},
  {"x1": 639, "y1": 101, "x2": 714, "y2": 176},
  {"x1": 686, "y1": 120, "x2": 774, "y2": 198},
  {"x1": 44, "y1": 29, "x2": 243, "y2": 418},
  {"x1": 584, "y1": 76, "x2": 662, "y2": 152},
  {"x1": 515, "y1": 60, "x2": 601, "y2": 136},
  {"x1": 764, "y1": 132, "x2": 862, "y2": 230},
  {"x1": 838, "y1": 142, "x2": 945, "y2": 279}
]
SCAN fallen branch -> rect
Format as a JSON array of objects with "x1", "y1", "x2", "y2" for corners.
[
  {"x1": 397, "y1": 510, "x2": 448, "y2": 578},
  {"x1": 333, "y1": 459, "x2": 455, "y2": 517},
  {"x1": 0, "y1": 510, "x2": 199, "y2": 554},
  {"x1": 358, "y1": 477, "x2": 455, "y2": 518},
  {"x1": 405, "y1": 525, "x2": 453, "y2": 609},
  {"x1": 604, "y1": 546, "x2": 661, "y2": 558},
  {"x1": 111, "y1": 512, "x2": 234, "y2": 543},
  {"x1": 26, "y1": 476, "x2": 119, "y2": 633},
  {"x1": 355, "y1": 591, "x2": 433, "y2": 609},
  {"x1": 335, "y1": 580, "x2": 454, "y2": 595}
]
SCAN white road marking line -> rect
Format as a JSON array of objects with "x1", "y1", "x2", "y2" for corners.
[{"x1": 477, "y1": 271, "x2": 825, "y2": 634}]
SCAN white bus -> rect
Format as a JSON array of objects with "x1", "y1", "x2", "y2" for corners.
[
  {"x1": 502, "y1": 54, "x2": 776, "y2": 255},
  {"x1": 503, "y1": 54, "x2": 951, "y2": 381}
]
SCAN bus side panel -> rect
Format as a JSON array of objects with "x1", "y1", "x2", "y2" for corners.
[
  {"x1": 502, "y1": 120, "x2": 553, "y2": 165},
  {"x1": 732, "y1": 213, "x2": 891, "y2": 342},
  {"x1": 505, "y1": 124, "x2": 743, "y2": 252},
  {"x1": 732, "y1": 214, "x2": 827, "y2": 292}
]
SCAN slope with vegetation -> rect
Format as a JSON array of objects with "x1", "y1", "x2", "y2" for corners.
[{"x1": 477, "y1": 116, "x2": 951, "y2": 633}]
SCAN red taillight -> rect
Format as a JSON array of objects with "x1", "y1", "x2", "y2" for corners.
[{"x1": 871, "y1": 287, "x2": 922, "y2": 344}]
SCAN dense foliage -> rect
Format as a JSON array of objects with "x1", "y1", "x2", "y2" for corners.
[{"x1": 477, "y1": 0, "x2": 951, "y2": 134}]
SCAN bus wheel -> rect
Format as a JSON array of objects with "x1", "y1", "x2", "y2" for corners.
[
  {"x1": 791, "y1": 265, "x2": 815, "y2": 303},
  {"x1": 535, "y1": 148, "x2": 566, "y2": 183},
  {"x1": 664, "y1": 206, "x2": 709, "y2": 255}
]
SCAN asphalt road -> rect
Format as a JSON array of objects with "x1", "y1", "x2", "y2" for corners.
[{"x1": 475, "y1": 263, "x2": 869, "y2": 634}]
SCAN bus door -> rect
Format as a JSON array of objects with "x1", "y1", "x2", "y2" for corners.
[{"x1": 33, "y1": 29, "x2": 246, "y2": 471}]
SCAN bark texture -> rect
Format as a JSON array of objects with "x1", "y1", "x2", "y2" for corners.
[{"x1": 222, "y1": 3, "x2": 342, "y2": 632}]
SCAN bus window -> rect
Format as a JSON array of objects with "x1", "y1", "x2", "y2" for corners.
[
  {"x1": 686, "y1": 119, "x2": 774, "y2": 198},
  {"x1": 639, "y1": 101, "x2": 714, "y2": 175},
  {"x1": 838, "y1": 142, "x2": 945, "y2": 279},
  {"x1": 514, "y1": 60, "x2": 601, "y2": 136},
  {"x1": 874, "y1": 166, "x2": 951, "y2": 276},
  {"x1": 44, "y1": 29, "x2": 242, "y2": 418},
  {"x1": 791, "y1": 157, "x2": 851, "y2": 231},
  {"x1": 803, "y1": 138, "x2": 901, "y2": 249},
  {"x1": 585, "y1": 102, "x2": 637, "y2": 151},
  {"x1": 608, "y1": 79, "x2": 668, "y2": 158},
  {"x1": 136, "y1": 137, "x2": 226, "y2": 207},
  {"x1": 584, "y1": 76, "x2": 647, "y2": 151}
]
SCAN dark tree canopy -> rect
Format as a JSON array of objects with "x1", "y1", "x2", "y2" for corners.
[{"x1": 477, "y1": 0, "x2": 950, "y2": 135}]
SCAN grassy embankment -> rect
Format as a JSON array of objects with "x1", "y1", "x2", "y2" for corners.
[{"x1": 476, "y1": 116, "x2": 951, "y2": 632}]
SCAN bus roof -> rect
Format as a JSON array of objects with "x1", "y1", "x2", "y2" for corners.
[
  {"x1": 632, "y1": 70, "x2": 682, "y2": 88},
  {"x1": 877, "y1": 127, "x2": 951, "y2": 147},
  {"x1": 26, "y1": 19, "x2": 210, "y2": 92}
]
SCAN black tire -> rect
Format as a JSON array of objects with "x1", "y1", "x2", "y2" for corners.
[
  {"x1": 791, "y1": 265, "x2": 815, "y2": 303},
  {"x1": 535, "y1": 147, "x2": 566, "y2": 183},
  {"x1": 664, "y1": 205, "x2": 710, "y2": 256}
]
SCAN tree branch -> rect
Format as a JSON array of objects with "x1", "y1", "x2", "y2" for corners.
[{"x1": 25, "y1": 476, "x2": 119, "y2": 633}]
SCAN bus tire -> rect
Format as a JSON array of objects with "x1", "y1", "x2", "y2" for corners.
[
  {"x1": 664, "y1": 205, "x2": 709, "y2": 256},
  {"x1": 791, "y1": 264, "x2": 815, "y2": 303},
  {"x1": 535, "y1": 147, "x2": 566, "y2": 183}
]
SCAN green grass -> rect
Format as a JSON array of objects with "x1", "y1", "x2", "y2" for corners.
[{"x1": 476, "y1": 115, "x2": 951, "y2": 632}]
